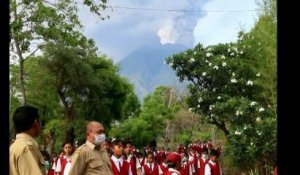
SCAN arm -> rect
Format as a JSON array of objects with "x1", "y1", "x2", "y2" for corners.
[
  {"x1": 18, "y1": 146, "x2": 44, "y2": 175},
  {"x1": 68, "y1": 150, "x2": 86, "y2": 175}
]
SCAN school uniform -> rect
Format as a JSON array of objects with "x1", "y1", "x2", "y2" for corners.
[
  {"x1": 141, "y1": 162, "x2": 163, "y2": 175},
  {"x1": 111, "y1": 155, "x2": 133, "y2": 175},
  {"x1": 204, "y1": 160, "x2": 222, "y2": 175}
]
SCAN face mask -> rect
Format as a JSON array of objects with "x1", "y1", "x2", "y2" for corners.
[
  {"x1": 94, "y1": 133, "x2": 106, "y2": 146},
  {"x1": 45, "y1": 161, "x2": 50, "y2": 169},
  {"x1": 202, "y1": 154, "x2": 208, "y2": 159}
]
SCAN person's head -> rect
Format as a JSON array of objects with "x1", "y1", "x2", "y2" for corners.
[
  {"x1": 101, "y1": 138, "x2": 111, "y2": 152},
  {"x1": 180, "y1": 151, "x2": 188, "y2": 163},
  {"x1": 209, "y1": 149, "x2": 219, "y2": 162},
  {"x1": 111, "y1": 139, "x2": 124, "y2": 158},
  {"x1": 13, "y1": 106, "x2": 42, "y2": 137},
  {"x1": 124, "y1": 141, "x2": 133, "y2": 155},
  {"x1": 165, "y1": 152, "x2": 181, "y2": 170},
  {"x1": 86, "y1": 121, "x2": 106, "y2": 146},
  {"x1": 201, "y1": 147, "x2": 209, "y2": 159},
  {"x1": 41, "y1": 151, "x2": 51, "y2": 170},
  {"x1": 146, "y1": 152, "x2": 155, "y2": 164},
  {"x1": 62, "y1": 141, "x2": 74, "y2": 156},
  {"x1": 52, "y1": 152, "x2": 58, "y2": 159}
]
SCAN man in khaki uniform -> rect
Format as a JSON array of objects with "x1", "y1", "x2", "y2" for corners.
[
  {"x1": 10, "y1": 106, "x2": 45, "y2": 175},
  {"x1": 68, "y1": 121, "x2": 113, "y2": 175}
]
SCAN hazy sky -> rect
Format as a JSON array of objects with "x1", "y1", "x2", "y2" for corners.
[{"x1": 78, "y1": 0, "x2": 261, "y2": 63}]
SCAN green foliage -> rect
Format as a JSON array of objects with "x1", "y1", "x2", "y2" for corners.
[
  {"x1": 110, "y1": 86, "x2": 181, "y2": 147},
  {"x1": 165, "y1": 0, "x2": 276, "y2": 168}
]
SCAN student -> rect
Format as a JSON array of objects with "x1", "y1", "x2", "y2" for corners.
[
  {"x1": 124, "y1": 141, "x2": 142, "y2": 175},
  {"x1": 111, "y1": 139, "x2": 133, "y2": 175},
  {"x1": 10, "y1": 106, "x2": 45, "y2": 175},
  {"x1": 198, "y1": 148, "x2": 209, "y2": 175},
  {"x1": 165, "y1": 152, "x2": 182, "y2": 175},
  {"x1": 204, "y1": 149, "x2": 222, "y2": 175},
  {"x1": 141, "y1": 152, "x2": 163, "y2": 175},
  {"x1": 55, "y1": 141, "x2": 74, "y2": 175}
]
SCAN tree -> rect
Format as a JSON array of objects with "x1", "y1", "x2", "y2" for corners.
[
  {"x1": 110, "y1": 86, "x2": 181, "y2": 148},
  {"x1": 10, "y1": 0, "x2": 109, "y2": 105},
  {"x1": 165, "y1": 0, "x2": 276, "y2": 169}
]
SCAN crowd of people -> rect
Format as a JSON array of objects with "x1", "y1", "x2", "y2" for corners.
[{"x1": 9, "y1": 105, "x2": 224, "y2": 175}]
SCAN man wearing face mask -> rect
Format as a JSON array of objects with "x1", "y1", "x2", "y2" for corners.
[{"x1": 68, "y1": 121, "x2": 113, "y2": 175}]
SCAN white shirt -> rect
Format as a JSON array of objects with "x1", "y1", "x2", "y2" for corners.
[
  {"x1": 126, "y1": 154, "x2": 142, "y2": 169},
  {"x1": 55, "y1": 155, "x2": 72, "y2": 174},
  {"x1": 111, "y1": 155, "x2": 133, "y2": 175},
  {"x1": 141, "y1": 162, "x2": 163, "y2": 175},
  {"x1": 204, "y1": 160, "x2": 222, "y2": 175}
]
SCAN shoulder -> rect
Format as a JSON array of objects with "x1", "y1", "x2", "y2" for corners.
[{"x1": 10, "y1": 139, "x2": 34, "y2": 155}]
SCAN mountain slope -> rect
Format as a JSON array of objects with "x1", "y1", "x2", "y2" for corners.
[{"x1": 118, "y1": 43, "x2": 188, "y2": 101}]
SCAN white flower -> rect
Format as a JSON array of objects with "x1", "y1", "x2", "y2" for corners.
[
  {"x1": 209, "y1": 105, "x2": 215, "y2": 110},
  {"x1": 207, "y1": 47, "x2": 212, "y2": 52},
  {"x1": 190, "y1": 58, "x2": 195, "y2": 63},
  {"x1": 208, "y1": 63, "x2": 212, "y2": 67},
  {"x1": 250, "y1": 142, "x2": 253, "y2": 145},
  {"x1": 250, "y1": 101, "x2": 257, "y2": 106},
  {"x1": 213, "y1": 65, "x2": 219, "y2": 70},
  {"x1": 212, "y1": 88, "x2": 216, "y2": 92},
  {"x1": 246, "y1": 80, "x2": 253, "y2": 86},
  {"x1": 235, "y1": 131, "x2": 241, "y2": 135},
  {"x1": 231, "y1": 79, "x2": 237, "y2": 83},
  {"x1": 258, "y1": 107, "x2": 265, "y2": 112},
  {"x1": 230, "y1": 52, "x2": 235, "y2": 56},
  {"x1": 205, "y1": 60, "x2": 209, "y2": 63},
  {"x1": 233, "y1": 47, "x2": 238, "y2": 52},
  {"x1": 243, "y1": 45, "x2": 246, "y2": 48},
  {"x1": 198, "y1": 97, "x2": 203, "y2": 103},
  {"x1": 222, "y1": 62, "x2": 227, "y2": 67},
  {"x1": 240, "y1": 51, "x2": 244, "y2": 54},
  {"x1": 256, "y1": 117, "x2": 261, "y2": 122},
  {"x1": 227, "y1": 48, "x2": 231, "y2": 53},
  {"x1": 217, "y1": 96, "x2": 221, "y2": 100},
  {"x1": 268, "y1": 105, "x2": 271, "y2": 108},
  {"x1": 197, "y1": 104, "x2": 200, "y2": 108},
  {"x1": 244, "y1": 126, "x2": 247, "y2": 130},
  {"x1": 257, "y1": 130, "x2": 262, "y2": 135},
  {"x1": 221, "y1": 55, "x2": 226, "y2": 59},
  {"x1": 256, "y1": 73, "x2": 261, "y2": 77},
  {"x1": 194, "y1": 51, "x2": 197, "y2": 55},
  {"x1": 210, "y1": 113, "x2": 214, "y2": 117},
  {"x1": 206, "y1": 52, "x2": 213, "y2": 57},
  {"x1": 202, "y1": 72, "x2": 207, "y2": 76},
  {"x1": 235, "y1": 110, "x2": 240, "y2": 116},
  {"x1": 232, "y1": 72, "x2": 235, "y2": 76}
]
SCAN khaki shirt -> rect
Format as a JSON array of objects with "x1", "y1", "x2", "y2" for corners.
[
  {"x1": 10, "y1": 133, "x2": 45, "y2": 175},
  {"x1": 68, "y1": 140, "x2": 113, "y2": 175}
]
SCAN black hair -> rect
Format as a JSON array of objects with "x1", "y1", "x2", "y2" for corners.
[
  {"x1": 111, "y1": 139, "x2": 123, "y2": 147},
  {"x1": 13, "y1": 106, "x2": 39, "y2": 133},
  {"x1": 210, "y1": 149, "x2": 219, "y2": 157},
  {"x1": 62, "y1": 140, "x2": 74, "y2": 147},
  {"x1": 167, "y1": 162, "x2": 176, "y2": 168},
  {"x1": 41, "y1": 150, "x2": 50, "y2": 161}
]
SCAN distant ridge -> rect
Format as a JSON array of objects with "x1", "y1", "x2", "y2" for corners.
[{"x1": 118, "y1": 43, "x2": 189, "y2": 101}]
